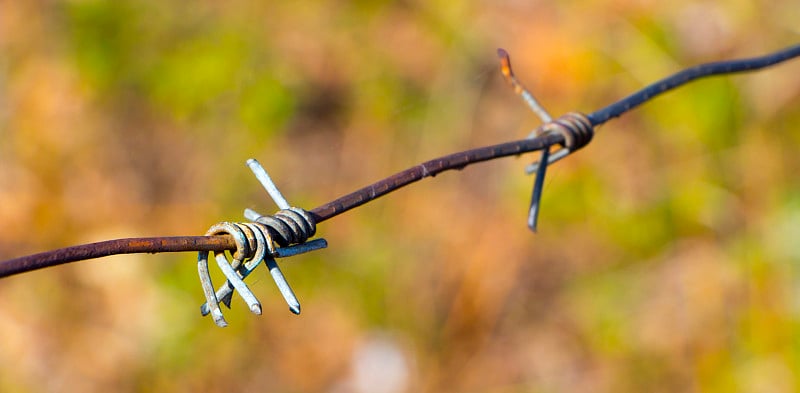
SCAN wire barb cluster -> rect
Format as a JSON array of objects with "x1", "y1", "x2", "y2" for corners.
[
  {"x1": 198, "y1": 161, "x2": 327, "y2": 327},
  {"x1": 249, "y1": 208, "x2": 317, "y2": 247},
  {"x1": 542, "y1": 112, "x2": 594, "y2": 152},
  {"x1": 1, "y1": 43, "x2": 799, "y2": 327},
  {"x1": 498, "y1": 48, "x2": 597, "y2": 231}
]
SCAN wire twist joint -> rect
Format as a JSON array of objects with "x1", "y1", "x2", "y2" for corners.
[
  {"x1": 197, "y1": 160, "x2": 327, "y2": 327},
  {"x1": 543, "y1": 112, "x2": 594, "y2": 153}
]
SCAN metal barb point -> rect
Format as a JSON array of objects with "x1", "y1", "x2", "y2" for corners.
[
  {"x1": 198, "y1": 238, "x2": 327, "y2": 316},
  {"x1": 246, "y1": 159, "x2": 304, "y2": 315},
  {"x1": 497, "y1": 48, "x2": 552, "y2": 123},
  {"x1": 215, "y1": 252, "x2": 262, "y2": 315},
  {"x1": 197, "y1": 222, "x2": 263, "y2": 325},
  {"x1": 247, "y1": 158, "x2": 291, "y2": 210},
  {"x1": 498, "y1": 48, "x2": 558, "y2": 232},
  {"x1": 198, "y1": 202, "x2": 316, "y2": 323},
  {"x1": 265, "y1": 257, "x2": 302, "y2": 315},
  {"x1": 198, "y1": 250, "x2": 228, "y2": 327},
  {"x1": 528, "y1": 147, "x2": 551, "y2": 232}
]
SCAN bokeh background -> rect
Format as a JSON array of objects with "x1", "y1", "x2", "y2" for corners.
[{"x1": 1, "y1": 1, "x2": 800, "y2": 392}]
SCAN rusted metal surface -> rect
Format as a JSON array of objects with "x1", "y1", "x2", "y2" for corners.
[
  {"x1": 309, "y1": 132, "x2": 563, "y2": 223},
  {"x1": 0, "y1": 130, "x2": 561, "y2": 279},
  {"x1": 0, "y1": 236, "x2": 236, "y2": 278},
  {"x1": 2, "y1": 43, "x2": 800, "y2": 279}
]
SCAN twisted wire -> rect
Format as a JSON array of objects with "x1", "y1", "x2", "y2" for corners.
[
  {"x1": 523, "y1": 112, "x2": 595, "y2": 173},
  {"x1": 198, "y1": 208, "x2": 316, "y2": 327},
  {"x1": 250, "y1": 207, "x2": 316, "y2": 248},
  {"x1": 2, "y1": 44, "x2": 800, "y2": 281},
  {"x1": 524, "y1": 112, "x2": 595, "y2": 231},
  {"x1": 544, "y1": 112, "x2": 594, "y2": 152}
]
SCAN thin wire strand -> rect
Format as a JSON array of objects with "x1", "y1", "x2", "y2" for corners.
[
  {"x1": 497, "y1": 48, "x2": 553, "y2": 123},
  {"x1": 308, "y1": 132, "x2": 563, "y2": 222},
  {"x1": 2, "y1": 43, "x2": 799, "y2": 278},
  {"x1": 587, "y1": 43, "x2": 800, "y2": 126},
  {"x1": 1, "y1": 236, "x2": 236, "y2": 277},
  {"x1": 0, "y1": 133, "x2": 563, "y2": 279}
]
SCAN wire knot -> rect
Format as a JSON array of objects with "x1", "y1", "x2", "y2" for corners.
[
  {"x1": 251, "y1": 207, "x2": 316, "y2": 247},
  {"x1": 197, "y1": 159, "x2": 327, "y2": 327},
  {"x1": 498, "y1": 46, "x2": 597, "y2": 232},
  {"x1": 542, "y1": 112, "x2": 593, "y2": 152}
]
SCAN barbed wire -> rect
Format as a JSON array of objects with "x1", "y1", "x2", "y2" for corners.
[
  {"x1": 2, "y1": 43, "x2": 799, "y2": 325},
  {"x1": 3, "y1": 43, "x2": 799, "y2": 275}
]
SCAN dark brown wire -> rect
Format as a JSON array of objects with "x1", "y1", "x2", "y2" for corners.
[
  {"x1": 2, "y1": 236, "x2": 236, "y2": 278},
  {"x1": 3, "y1": 43, "x2": 800, "y2": 279},
  {"x1": 0, "y1": 132, "x2": 562, "y2": 278}
]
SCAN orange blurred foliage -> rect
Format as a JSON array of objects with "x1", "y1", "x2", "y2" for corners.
[{"x1": 1, "y1": 1, "x2": 799, "y2": 392}]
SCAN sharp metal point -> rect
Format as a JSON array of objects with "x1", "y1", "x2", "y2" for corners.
[
  {"x1": 528, "y1": 147, "x2": 551, "y2": 232},
  {"x1": 215, "y1": 253, "x2": 262, "y2": 315},
  {"x1": 211, "y1": 309, "x2": 228, "y2": 328},
  {"x1": 265, "y1": 257, "x2": 302, "y2": 315},
  {"x1": 247, "y1": 158, "x2": 291, "y2": 210}
]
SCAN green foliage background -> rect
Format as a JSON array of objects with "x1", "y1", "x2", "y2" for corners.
[{"x1": 1, "y1": 1, "x2": 799, "y2": 392}]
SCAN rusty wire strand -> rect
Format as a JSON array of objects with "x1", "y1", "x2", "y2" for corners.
[{"x1": 1, "y1": 43, "x2": 799, "y2": 279}]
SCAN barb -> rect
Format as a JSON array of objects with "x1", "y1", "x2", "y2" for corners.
[
  {"x1": 1, "y1": 43, "x2": 799, "y2": 280},
  {"x1": 497, "y1": 48, "x2": 556, "y2": 231},
  {"x1": 497, "y1": 48, "x2": 553, "y2": 123},
  {"x1": 196, "y1": 159, "x2": 324, "y2": 326},
  {"x1": 197, "y1": 216, "x2": 321, "y2": 327}
]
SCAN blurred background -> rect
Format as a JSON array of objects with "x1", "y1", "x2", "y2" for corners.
[{"x1": 1, "y1": 1, "x2": 799, "y2": 392}]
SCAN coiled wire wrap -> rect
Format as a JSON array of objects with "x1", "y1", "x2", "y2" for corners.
[
  {"x1": 542, "y1": 112, "x2": 594, "y2": 152},
  {"x1": 524, "y1": 112, "x2": 595, "y2": 231},
  {"x1": 524, "y1": 112, "x2": 594, "y2": 175},
  {"x1": 250, "y1": 207, "x2": 316, "y2": 248},
  {"x1": 197, "y1": 207, "x2": 321, "y2": 328}
]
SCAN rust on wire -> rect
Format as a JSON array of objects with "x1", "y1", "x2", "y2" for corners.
[
  {"x1": 198, "y1": 161, "x2": 323, "y2": 326},
  {"x1": 1, "y1": 43, "x2": 800, "y2": 280},
  {"x1": 0, "y1": 236, "x2": 236, "y2": 278},
  {"x1": 309, "y1": 132, "x2": 563, "y2": 222}
]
